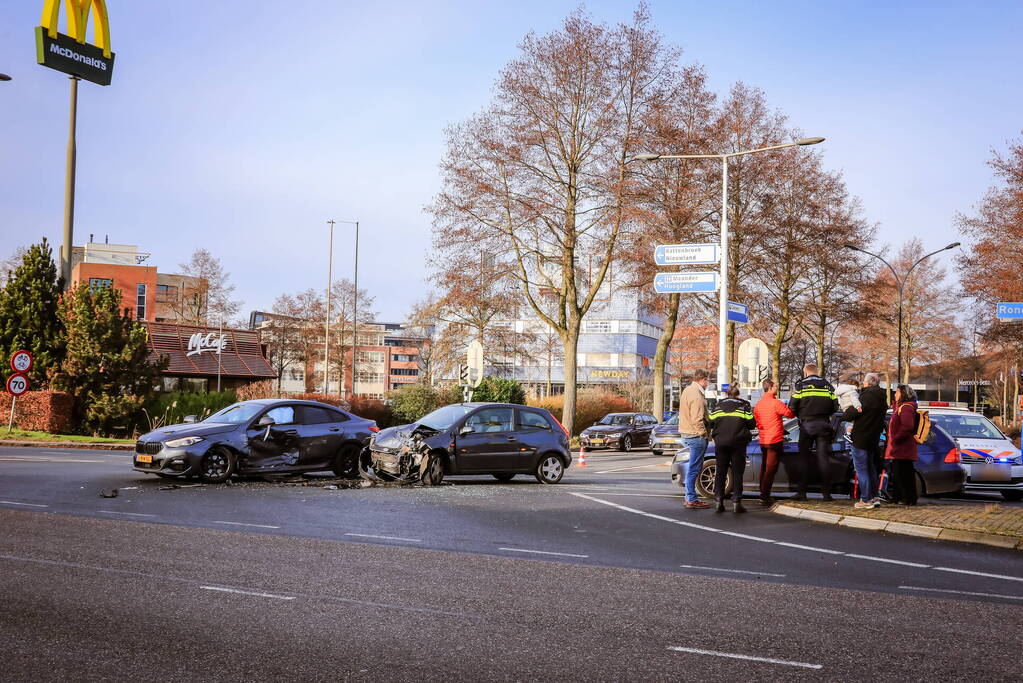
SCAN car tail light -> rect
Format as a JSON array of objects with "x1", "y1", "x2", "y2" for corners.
[
  {"x1": 944, "y1": 448, "x2": 960, "y2": 464},
  {"x1": 369, "y1": 425, "x2": 380, "y2": 433},
  {"x1": 551, "y1": 413, "x2": 570, "y2": 438}
]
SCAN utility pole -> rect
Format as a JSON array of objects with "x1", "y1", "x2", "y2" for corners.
[{"x1": 324, "y1": 220, "x2": 335, "y2": 394}]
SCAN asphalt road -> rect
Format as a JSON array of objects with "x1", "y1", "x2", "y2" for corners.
[{"x1": 2, "y1": 445, "x2": 1021, "y2": 681}]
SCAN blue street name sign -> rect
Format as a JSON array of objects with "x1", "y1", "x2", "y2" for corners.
[
  {"x1": 727, "y1": 301, "x2": 749, "y2": 324},
  {"x1": 654, "y1": 243, "x2": 719, "y2": 266},
  {"x1": 997, "y1": 303, "x2": 1023, "y2": 320},
  {"x1": 653, "y1": 271, "x2": 718, "y2": 293}
]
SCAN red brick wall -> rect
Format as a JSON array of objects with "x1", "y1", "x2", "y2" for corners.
[
  {"x1": 0, "y1": 391, "x2": 73, "y2": 433},
  {"x1": 72, "y1": 262, "x2": 158, "y2": 321}
]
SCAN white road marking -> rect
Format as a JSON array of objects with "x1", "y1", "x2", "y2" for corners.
[
  {"x1": 213, "y1": 521, "x2": 281, "y2": 529},
  {"x1": 899, "y1": 585, "x2": 1023, "y2": 601},
  {"x1": 498, "y1": 547, "x2": 589, "y2": 558},
  {"x1": 845, "y1": 553, "x2": 929, "y2": 568},
  {"x1": 0, "y1": 456, "x2": 102, "y2": 463},
  {"x1": 345, "y1": 533, "x2": 421, "y2": 542},
  {"x1": 667, "y1": 646, "x2": 822, "y2": 670},
  {"x1": 934, "y1": 567, "x2": 1023, "y2": 583},
  {"x1": 586, "y1": 492, "x2": 683, "y2": 498},
  {"x1": 98, "y1": 510, "x2": 156, "y2": 518},
  {"x1": 680, "y1": 564, "x2": 786, "y2": 578},
  {"x1": 569, "y1": 492, "x2": 1023, "y2": 583},
  {"x1": 200, "y1": 585, "x2": 296, "y2": 600},
  {"x1": 594, "y1": 461, "x2": 672, "y2": 474},
  {"x1": 0, "y1": 500, "x2": 48, "y2": 507}
]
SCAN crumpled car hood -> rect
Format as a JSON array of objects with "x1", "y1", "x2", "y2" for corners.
[{"x1": 141, "y1": 422, "x2": 235, "y2": 441}]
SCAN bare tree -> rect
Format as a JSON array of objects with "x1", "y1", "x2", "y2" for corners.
[
  {"x1": 1, "y1": 246, "x2": 28, "y2": 285},
  {"x1": 174, "y1": 248, "x2": 242, "y2": 325}
]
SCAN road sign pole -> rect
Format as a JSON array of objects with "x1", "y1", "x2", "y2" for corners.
[
  {"x1": 61, "y1": 76, "x2": 79, "y2": 289},
  {"x1": 7, "y1": 396, "x2": 15, "y2": 435},
  {"x1": 717, "y1": 156, "x2": 729, "y2": 393}
]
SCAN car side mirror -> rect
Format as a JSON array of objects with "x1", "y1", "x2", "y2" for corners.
[
  {"x1": 257, "y1": 415, "x2": 276, "y2": 427},
  {"x1": 183, "y1": 415, "x2": 197, "y2": 424},
  {"x1": 459, "y1": 424, "x2": 474, "y2": 435}
]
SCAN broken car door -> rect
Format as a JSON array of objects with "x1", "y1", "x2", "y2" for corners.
[
  {"x1": 296, "y1": 405, "x2": 347, "y2": 470},
  {"x1": 244, "y1": 405, "x2": 300, "y2": 471}
]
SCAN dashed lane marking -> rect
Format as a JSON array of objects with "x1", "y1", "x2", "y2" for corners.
[
  {"x1": 568, "y1": 492, "x2": 1023, "y2": 584},
  {"x1": 201, "y1": 586, "x2": 296, "y2": 600},
  {"x1": 212, "y1": 521, "x2": 281, "y2": 529},
  {"x1": 345, "y1": 533, "x2": 421, "y2": 543},
  {"x1": 0, "y1": 500, "x2": 48, "y2": 508},
  {"x1": 98, "y1": 510, "x2": 156, "y2": 518},
  {"x1": 593, "y1": 461, "x2": 673, "y2": 474},
  {"x1": 899, "y1": 585, "x2": 1023, "y2": 601},
  {"x1": 498, "y1": 547, "x2": 589, "y2": 558},
  {"x1": 680, "y1": 564, "x2": 786, "y2": 578},
  {"x1": 667, "y1": 646, "x2": 822, "y2": 670}
]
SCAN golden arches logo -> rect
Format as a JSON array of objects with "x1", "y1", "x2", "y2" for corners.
[{"x1": 41, "y1": 0, "x2": 111, "y2": 58}]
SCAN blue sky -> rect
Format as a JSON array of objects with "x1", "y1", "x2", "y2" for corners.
[{"x1": 1, "y1": 1, "x2": 1021, "y2": 320}]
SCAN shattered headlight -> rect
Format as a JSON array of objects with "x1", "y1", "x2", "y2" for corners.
[
  {"x1": 165, "y1": 436, "x2": 204, "y2": 448},
  {"x1": 673, "y1": 449, "x2": 691, "y2": 464}
]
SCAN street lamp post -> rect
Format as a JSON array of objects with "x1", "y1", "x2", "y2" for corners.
[
  {"x1": 843, "y1": 242, "x2": 960, "y2": 384},
  {"x1": 324, "y1": 220, "x2": 335, "y2": 394},
  {"x1": 633, "y1": 137, "x2": 825, "y2": 392},
  {"x1": 335, "y1": 220, "x2": 360, "y2": 399}
]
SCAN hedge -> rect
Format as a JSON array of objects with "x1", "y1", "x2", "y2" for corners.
[{"x1": 0, "y1": 390, "x2": 72, "y2": 433}]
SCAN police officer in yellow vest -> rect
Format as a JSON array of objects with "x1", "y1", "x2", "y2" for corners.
[
  {"x1": 789, "y1": 363, "x2": 840, "y2": 501},
  {"x1": 709, "y1": 386, "x2": 757, "y2": 514}
]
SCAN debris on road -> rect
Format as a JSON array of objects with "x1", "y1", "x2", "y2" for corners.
[
  {"x1": 158, "y1": 483, "x2": 206, "y2": 491},
  {"x1": 100, "y1": 488, "x2": 118, "y2": 498}
]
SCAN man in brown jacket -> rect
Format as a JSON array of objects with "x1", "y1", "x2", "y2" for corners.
[{"x1": 679, "y1": 369, "x2": 711, "y2": 509}]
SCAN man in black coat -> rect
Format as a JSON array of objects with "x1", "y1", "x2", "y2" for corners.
[
  {"x1": 843, "y1": 373, "x2": 888, "y2": 505},
  {"x1": 789, "y1": 363, "x2": 840, "y2": 500}
]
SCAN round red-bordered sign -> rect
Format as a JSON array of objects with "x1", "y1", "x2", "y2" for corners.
[
  {"x1": 10, "y1": 350, "x2": 33, "y2": 374},
  {"x1": 6, "y1": 373, "x2": 29, "y2": 397}
]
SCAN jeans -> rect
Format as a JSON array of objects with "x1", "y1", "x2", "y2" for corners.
[
  {"x1": 850, "y1": 445, "x2": 877, "y2": 502},
  {"x1": 682, "y1": 436, "x2": 708, "y2": 502}
]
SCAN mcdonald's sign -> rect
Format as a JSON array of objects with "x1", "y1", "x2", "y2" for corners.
[{"x1": 35, "y1": 0, "x2": 115, "y2": 86}]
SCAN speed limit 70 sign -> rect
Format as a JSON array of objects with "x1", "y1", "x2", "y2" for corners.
[
  {"x1": 10, "y1": 350, "x2": 33, "y2": 374},
  {"x1": 6, "y1": 373, "x2": 29, "y2": 397}
]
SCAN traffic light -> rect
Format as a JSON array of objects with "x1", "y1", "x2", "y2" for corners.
[{"x1": 459, "y1": 364, "x2": 470, "y2": 386}]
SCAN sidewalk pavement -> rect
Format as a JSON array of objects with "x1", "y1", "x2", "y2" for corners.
[
  {"x1": 0, "y1": 440, "x2": 133, "y2": 451},
  {"x1": 774, "y1": 499, "x2": 1023, "y2": 551}
]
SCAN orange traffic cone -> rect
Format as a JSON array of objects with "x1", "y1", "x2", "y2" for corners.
[{"x1": 578, "y1": 445, "x2": 587, "y2": 467}]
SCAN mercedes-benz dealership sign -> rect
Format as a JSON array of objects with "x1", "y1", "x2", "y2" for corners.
[{"x1": 35, "y1": 0, "x2": 115, "y2": 85}]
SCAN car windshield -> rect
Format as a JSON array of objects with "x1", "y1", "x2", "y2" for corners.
[
  {"x1": 418, "y1": 404, "x2": 477, "y2": 430},
  {"x1": 203, "y1": 402, "x2": 265, "y2": 424},
  {"x1": 598, "y1": 415, "x2": 632, "y2": 426},
  {"x1": 929, "y1": 414, "x2": 1005, "y2": 440}
]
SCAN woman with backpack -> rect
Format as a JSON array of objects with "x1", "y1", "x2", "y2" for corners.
[{"x1": 885, "y1": 384, "x2": 920, "y2": 506}]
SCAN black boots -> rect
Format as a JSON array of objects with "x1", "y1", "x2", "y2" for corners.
[
  {"x1": 733, "y1": 500, "x2": 747, "y2": 514},
  {"x1": 715, "y1": 499, "x2": 726, "y2": 513}
]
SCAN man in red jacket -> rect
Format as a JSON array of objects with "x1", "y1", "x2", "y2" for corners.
[{"x1": 753, "y1": 379, "x2": 794, "y2": 505}]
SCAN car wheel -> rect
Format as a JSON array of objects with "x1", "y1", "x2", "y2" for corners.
[
  {"x1": 622, "y1": 435, "x2": 632, "y2": 452},
  {"x1": 695, "y1": 460, "x2": 731, "y2": 499},
  {"x1": 1001, "y1": 490, "x2": 1023, "y2": 502},
  {"x1": 332, "y1": 445, "x2": 360, "y2": 478},
  {"x1": 421, "y1": 454, "x2": 445, "y2": 486},
  {"x1": 651, "y1": 449, "x2": 662, "y2": 456},
  {"x1": 492, "y1": 473, "x2": 515, "y2": 482},
  {"x1": 535, "y1": 454, "x2": 565, "y2": 484},
  {"x1": 199, "y1": 448, "x2": 235, "y2": 484}
]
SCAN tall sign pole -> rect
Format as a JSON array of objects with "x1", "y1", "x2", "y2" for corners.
[
  {"x1": 35, "y1": 0, "x2": 116, "y2": 289},
  {"x1": 324, "y1": 220, "x2": 335, "y2": 395},
  {"x1": 717, "y1": 156, "x2": 729, "y2": 393}
]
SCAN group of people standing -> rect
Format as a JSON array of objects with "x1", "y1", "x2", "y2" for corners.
[{"x1": 677, "y1": 364, "x2": 923, "y2": 512}]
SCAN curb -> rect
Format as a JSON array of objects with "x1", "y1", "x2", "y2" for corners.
[
  {"x1": 771, "y1": 503, "x2": 1023, "y2": 551},
  {"x1": 0, "y1": 440, "x2": 133, "y2": 451}
]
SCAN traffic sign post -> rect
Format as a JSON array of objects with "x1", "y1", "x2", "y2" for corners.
[
  {"x1": 653, "y1": 272, "x2": 719, "y2": 294},
  {"x1": 653, "y1": 244, "x2": 719, "y2": 266},
  {"x1": 6, "y1": 372, "x2": 29, "y2": 435},
  {"x1": 10, "y1": 350, "x2": 33, "y2": 374},
  {"x1": 726, "y1": 302, "x2": 749, "y2": 324},
  {"x1": 997, "y1": 303, "x2": 1023, "y2": 321}
]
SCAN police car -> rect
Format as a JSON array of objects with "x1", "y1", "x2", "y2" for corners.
[{"x1": 919, "y1": 402, "x2": 1023, "y2": 501}]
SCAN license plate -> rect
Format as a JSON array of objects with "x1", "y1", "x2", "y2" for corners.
[
  {"x1": 660, "y1": 439, "x2": 676, "y2": 444},
  {"x1": 974, "y1": 464, "x2": 1011, "y2": 482},
  {"x1": 137, "y1": 454, "x2": 153, "y2": 463}
]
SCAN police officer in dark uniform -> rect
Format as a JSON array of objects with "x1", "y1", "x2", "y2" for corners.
[
  {"x1": 789, "y1": 363, "x2": 840, "y2": 501},
  {"x1": 709, "y1": 386, "x2": 757, "y2": 514}
]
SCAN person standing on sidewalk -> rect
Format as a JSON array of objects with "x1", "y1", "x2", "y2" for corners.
[
  {"x1": 843, "y1": 373, "x2": 888, "y2": 508},
  {"x1": 709, "y1": 386, "x2": 757, "y2": 514},
  {"x1": 885, "y1": 384, "x2": 920, "y2": 506},
  {"x1": 789, "y1": 363, "x2": 840, "y2": 501},
  {"x1": 753, "y1": 379, "x2": 794, "y2": 506},
  {"x1": 679, "y1": 369, "x2": 711, "y2": 509}
]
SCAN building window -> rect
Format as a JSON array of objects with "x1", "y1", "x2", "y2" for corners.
[
  {"x1": 392, "y1": 353, "x2": 416, "y2": 362},
  {"x1": 88, "y1": 277, "x2": 112, "y2": 291},
  {"x1": 155, "y1": 284, "x2": 178, "y2": 303},
  {"x1": 355, "y1": 371, "x2": 385, "y2": 383},
  {"x1": 582, "y1": 320, "x2": 611, "y2": 334},
  {"x1": 356, "y1": 350, "x2": 385, "y2": 363},
  {"x1": 136, "y1": 284, "x2": 147, "y2": 320},
  {"x1": 391, "y1": 368, "x2": 419, "y2": 376}
]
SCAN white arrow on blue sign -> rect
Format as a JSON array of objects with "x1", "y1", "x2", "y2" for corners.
[
  {"x1": 997, "y1": 303, "x2": 1023, "y2": 320},
  {"x1": 653, "y1": 243, "x2": 719, "y2": 266},
  {"x1": 727, "y1": 301, "x2": 749, "y2": 324},
  {"x1": 654, "y1": 272, "x2": 718, "y2": 293}
]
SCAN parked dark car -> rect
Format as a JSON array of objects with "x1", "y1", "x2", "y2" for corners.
[
  {"x1": 670, "y1": 415, "x2": 965, "y2": 498},
  {"x1": 651, "y1": 414, "x2": 683, "y2": 455},
  {"x1": 363, "y1": 403, "x2": 571, "y2": 485},
  {"x1": 133, "y1": 399, "x2": 378, "y2": 483},
  {"x1": 579, "y1": 412, "x2": 657, "y2": 452}
]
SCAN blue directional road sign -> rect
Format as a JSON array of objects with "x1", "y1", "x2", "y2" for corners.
[
  {"x1": 654, "y1": 272, "x2": 718, "y2": 293},
  {"x1": 727, "y1": 301, "x2": 749, "y2": 324},
  {"x1": 997, "y1": 303, "x2": 1023, "y2": 320},
  {"x1": 654, "y1": 243, "x2": 719, "y2": 266}
]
